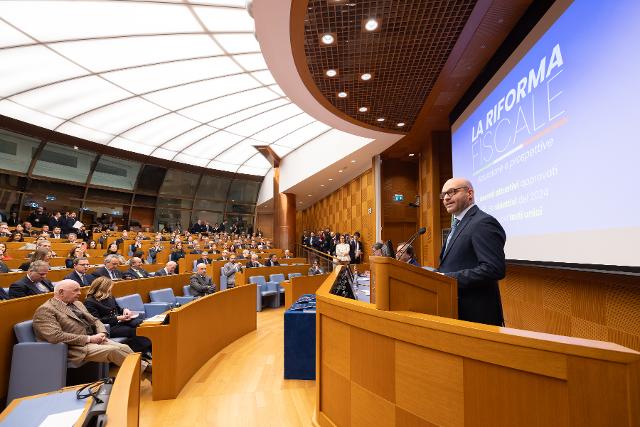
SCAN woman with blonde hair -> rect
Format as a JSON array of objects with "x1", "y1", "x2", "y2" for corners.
[
  {"x1": 84, "y1": 276, "x2": 152, "y2": 358},
  {"x1": 18, "y1": 247, "x2": 50, "y2": 271}
]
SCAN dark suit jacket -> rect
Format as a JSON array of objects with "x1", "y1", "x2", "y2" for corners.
[
  {"x1": 64, "y1": 270, "x2": 94, "y2": 287},
  {"x1": 438, "y1": 205, "x2": 506, "y2": 326},
  {"x1": 124, "y1": 267, "x2": 149, "y2": 279},
  {"x1": 264, "y1": 260, "x2": 280, "y2": 267},
  {"x1": 0, "y1": 287, "x2": 9, "y2": 300},
  {"x1": 85, "y1": 295, "x2": 122, "y2": 326},
  {"x1": 0, "y1": 261, "x2": 8, "y2": 273},
  {"x1": 349, "y1": 239, "x2": 363, "y2": 264},
  {"x1": 189, "y1": 273, "x2": 216, "y2": 297},
  {"x1": 93, "y1": 266, "x2": 124, "y2": 280},
  {"x1": 155, "y1": 268, "x2": 171, "y2": 276},
  {"x1": 9, "y1": 275, "x2": 54, "y2": 298}
]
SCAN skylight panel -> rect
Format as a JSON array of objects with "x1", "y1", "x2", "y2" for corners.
[
  {"x1": 10, "y1": 76, "x2": 130, "y2": 119},
  {"x1": 173, "y1": 153, "x2": 210, "y2": 168},
  {"x1": 68, "y1": 98, "x2": 168, "y2": 136},
  {"x1": 159, "y1": 125, "x2": 221, "y2": 152},
  {"x1": 269, "y1": 144, "x2": 294, "y2": 157},
  {"x1": 56, "y1": 122, "x2": 114, "y2": 145},
  {"x1": 251, "y1": 70, "x2": 276, "y2": 85},
  {"x1": 274, "y1": 121, "x2": 331, "y2": 148},
  {"x1": 102, "y1": 56, "x2": 242, "y2": 93},
  {"x1": 50, "y1": 34, "x2": 223, "y2": 72},
  {"x1": 150, "y1": 147, "x2": 178, "y2": 160},
  {"x1": 194, "y1": 6, "x2": 255, "y2": 32},
  {"x1": 0, "y1": 100, "x2": 64, "y2": 129},
  {"x1": 183, "y1": 131, "x2": 245, "y2": 158},
  {"x1": 237, "y1": 164, "x2": 269, "y2": 176},
  {"x1": 244, "y1": 154, "x2": 272, "y2": 169},
  {"x1": 143, "y1": 74, "x2": 261, "y2": 110},
  {"x1": 251, "y1": 114, "x2": 316, "y2": 143},
  {"x1": 207, "y1": 98, "x2": 289, "y2": 129},
  {"x1": 215, "y1": 140, "x2": 258, "y2": 163},
  {"x1": 225, "y1": 104, "x2": 303, "y2": 138},
  {"x1": 109, "y1": 137, "x2": 155, "y2": 155},
  {"x1": 0, "y1": 1, "x2": 200, "y2": 41},
  {"x1": 180, "y1": 87, "x2": 278, "y2": 122},
  {"x1": 206, "y1": 160, "x2": 239, "y2": 172},
  {"x1": 214, "y1": 34, "x2": 260, "y2": 54},
  {"x1": 121, "y1": 113, "x2": 202, "y2": 146},
  {"x1": 232, "y1": 53, "x2": 268, "y2": 71},
  {"x1": 0, "y1": 45, "x2": 86, "y2": 97},
  {"x1": 0, "y1": 20, "x2": 33, "y2": 48}
]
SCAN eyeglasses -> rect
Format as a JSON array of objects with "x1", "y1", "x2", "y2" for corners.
[{"x1": 439, "y1": 186, "x2": 469, "y2": 199}]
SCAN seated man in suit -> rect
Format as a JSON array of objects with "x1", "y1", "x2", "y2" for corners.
[
  {"x1": 155, "y1": 261, "x2": 177, "y2": 276},
  {"x1": 124, "y1": 256, "x2": 149, "y2": 279},
  {"x1": 308, "y1": 259, "x2": 324, "y2": 275},
  {"x1": 64, "y1": 257, "x2": 94, "y2": 287},
  {"x1": 33, "y1": 279, "x2": 149, "y2": 371},
  {"x1": 66, "y1": 232, "x2": 78, "y2": 244},
  {"x1": 283, "y1": 249, "x2": 293, "y2": 259},
  {"x1": 0, "y1": 222, "x2": 11, "y2": 237},
  {"x1": 237, "y1": 249, "x2": 250, "y2": 260},
  {"x1": 246, "y1": 253, "x2": 262, "y2": 268},
  {"x1": 51, "y1": 226, "x2": 64, "y2": 239},
  {"x1": 9, "y1": 260, "x2": 54, "y2": 298},
  {"x1": 148, "y1": 239, "x2": 164, "y2": 264},
  {"x1": 192, "y1": 251, "x2": 212, "y2": 272},
  {"x1": 264, "y1": 254, "x2": 280, "y2": 267},
  {"x1": 93, "y1": 254, "x2": 125, "y2": 280},
  {"x1": 221, "y1": 254, "x2": 242, "y2": 289},
  {"x1": 396, "y1": 243, "x2": 420, "y2": 267},
  {"x1": 189, "y1": 243, "x2": 202, "y2": 255},
  {"x1": 189, "y1": 263, "x2": 216, "y2": 297}
]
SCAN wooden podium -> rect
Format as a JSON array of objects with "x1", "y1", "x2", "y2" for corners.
[{"x1": 369, "y1": 256, "x2": 457, "y2": 318}]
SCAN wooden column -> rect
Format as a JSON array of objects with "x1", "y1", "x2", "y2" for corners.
[{"x1": 273, "y1": 167, "x2": 296, "y2": 251}]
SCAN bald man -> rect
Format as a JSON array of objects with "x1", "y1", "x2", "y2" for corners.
[
  {"x1": 437, "y1": 177, "x2": 506, "y2": 326},
  {"x1": 189, "y1": 263, "x2": 216, "y2": 297},
  {"x1": 32, "y1": 279, "x2": 149, "y2": 371}
]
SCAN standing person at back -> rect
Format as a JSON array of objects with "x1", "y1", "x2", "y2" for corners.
[{"x1": 437, "y1": 177, "x2": 506, "y2": 326}]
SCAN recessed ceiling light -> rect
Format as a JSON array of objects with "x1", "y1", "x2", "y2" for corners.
[
  {"x1": 376, "y1": 118, "x2": 385, "y2": 122},
  {"x1": 326, "y1": 69, "x2": 337, "y2": 77},
  {"x1": 308, "y1": 194, "x2": 312, "y2": 197},
  {"x1": 360, "y1": 73, "x2": 372, "y2": 81},
  {"x1": 409, "y1": 153, "x2": 415, "y2": 157},
  {"x1": 338, "y1": 170, "x2": 343, "y2": 173},
  {"x1": 321, "y1": 184, "x2": 325, "y2": 187},
  {"x1": 73, "y1": 145, "x2": 79, "y2": 150},
  {"x1": 321, "y1": 33, "x2": 335, "y2": 45},
  {"x1": 358, "y1": 106, "x2": 368, "y2": 112},
  {"x1": 328, "y1": 178, "x2": 333, "y2": 181},
  {"x1": 338, "y1": 91, "x2": 348, "y2": 98},
  {"x1": 351, "y1": 160, "x2": 356, "y2": 163},
  {"x1": 397, "y1": 122, "x2": 405, "y2": 127},
  {"x1": 364, "y1": 18, "x2": 379, "y2": 31}
]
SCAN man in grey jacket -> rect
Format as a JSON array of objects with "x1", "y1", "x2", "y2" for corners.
[
  {"x1": 189, "y1": 263, "x2": 216, "y2": 297},
  {"x1": 221, "y1": 254, "x2": 243, "y2": 289}
]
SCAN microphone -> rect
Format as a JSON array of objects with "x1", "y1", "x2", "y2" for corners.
[{"x1": 395, "y1": 227, "x2": 426, "y2": 261}]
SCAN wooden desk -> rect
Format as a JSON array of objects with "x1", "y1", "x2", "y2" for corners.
[
  {"x1": 0, "y1": 353, "x2": 140, "y2": 426},
  {"x1": 0, "y1": 274, "x2": 191, "y2": 404},
  {"x1": 314, "y1": 268, "x2": 640, "y2": 426},
  {"x1": 282, "y1": 274, "x2": 328, "y2": 309},
  {"x1": 138, "y1": 284, "x2": 257, "y2": 400}
]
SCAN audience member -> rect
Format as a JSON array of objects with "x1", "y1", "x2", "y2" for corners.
[
  {"x1": 93, "y1": 254, "x2": 125, "y2": 280},
  {"x1": 104, "y1": 242, "x2": 119, "y2": 256},
  {"x1": 264, "y1": 254, "x2": 280, "y2": 267},
  {"x1": 66, "y1": 246, "x2": 86, "y2": 269},
  {"x1": 9, "y1": 260, "x2": 53, "y2": 298},
  {"x1": 64, "y1": 257, "x2": 94, "y2": 287},
  {"x1": 335, "y1": 235, "x2": 351, "y2": 264},
  {"x1": 308, "y1": 259, "x2": 324, "y2": 275},
  {"x1": 8, "y1": 232, "x2": 23, "y2": 242},
  {"x1": 33, "y1": 279, "x2": 148, "y2": 371},
  {"x1": 0, "y1": 222, "x2": 11, "y2": 237},
  {"x1": 84, "y1": 277, "x2": 152, "y2": 357},
  {"x1": 124, "y1": 257, "x2": 149, "y2": 279},
  {"x1": 396, "y1": 243, "x2": 419, "y2": 267},
  {"x1": 221, "y1": 254, "x2": 242, "y2": 288},
  {"x1": 283, "y1": 249, "x2": 293, "y2": 259},
  {"x1": 155, "y1": 261, "x2": 177, "y2": 276},
  {"x1": 19, "y1": 247, "x2": 51, "y2": 271},
  {"x1": 189, "y1": 263, "x2": 216, "y2": 297},
  {"x1": 246, "y1": 253, "x2": 262, "y2": 268}
]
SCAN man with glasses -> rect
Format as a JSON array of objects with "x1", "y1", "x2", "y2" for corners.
[
  {"x1": 437, "y1": 177, "x2": 506, "y2": 326},
  {"x1": 64, "y1": 257, "x2": 94, "y2": 287}
]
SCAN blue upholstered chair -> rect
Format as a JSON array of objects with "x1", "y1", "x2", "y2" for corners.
[
  {"x1": 219, "y1": 274, "x2": 228, "y2": 291},
  {"x1": 115, "y1": 294, "x2": 170, "y2": 319},
  {"x1": 149, "y1": 288, "x2": 195, "y2": 306},
  {"x1": 269, "y1": 273, "x2": 287, "y2": 306},
  {"x1": 7, "y1": 320, "x2": 108, "y2": 404},
  {"x1": 288, "y1": 272, "x2": 303, "y2": 280},
  {"x1": 249, "y1": 276, "x2": 279, "y2": 312},
  {"x1": 183, "y1": 285, "x2": 194, "y2": 297}
]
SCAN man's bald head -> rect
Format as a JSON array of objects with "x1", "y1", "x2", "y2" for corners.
[
  {"x1": 441, "y1": 177, "x2": 474, "y2": 216},
  {"x1": 54, "y1": 279, "x2": 82, "y2": 303}
]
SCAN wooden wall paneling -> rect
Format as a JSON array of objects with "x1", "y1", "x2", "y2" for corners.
[
  {"x1": 256, "y1": 212, "x2": 274, "y2": 240},
  {"x1": 298, "y1": 169, "x2": 376, "y2": 257},
  {"x1": 130, "y1": 206, "x2": 155, "y2": 229},
  {"x1": 501, "y1": 264, "x2": 640, "y2": 352}
]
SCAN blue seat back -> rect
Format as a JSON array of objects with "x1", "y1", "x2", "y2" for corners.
[
  {"x1": 183, "y1": 285, "x2": 193, "y2": 296},
  {"x1": 220, "y1": 274, "x2": 228, "y2": 291},
  {"x1": 288, "y1": 272, "x2": 302, "y2": 280},
  {"x1": 149, "y1": 288, "x2": 176, "y2": 305},
  {"x1": 249, "y1": 276, "x2": 266, "y2": 286},
  {"x1": 115, "y1": 294, "x2": 145, "y2": 313},
  {"x1": 269, "y1": 273, "x2": 286, "y2": 284},
  {"x1": 14, "y1": 320, "x2": 36, "y2": 343}
]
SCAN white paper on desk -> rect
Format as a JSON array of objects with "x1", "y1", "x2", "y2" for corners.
[
  {"x1": 360, "y1": 289, "x2": 370, "y2": 296},
  {"x1": 72, "y1": 221, "x2": 84, "y2": 229},
  {"x1": 38, "y1": 408, "x2": 84, "y2": 426}
]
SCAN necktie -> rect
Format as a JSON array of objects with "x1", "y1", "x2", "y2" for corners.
[
  {"x1": 136, "y1": 269, "x2": 143, "y2": 278},
  {"x1": 35, "y1": 282, "x2": 49, "y2": 292},
  {"x1": 80, "y1": 274, "x2": 86, "y2": 286},
  {"x1": 109, "y1": 270, "x2": 115, "y2": 280},
  {"x1": 445, "y1": 218, "x2": 461, "y2": 250}
]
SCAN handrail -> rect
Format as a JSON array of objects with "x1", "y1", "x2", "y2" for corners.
[{"x1": 294, "y1": 243, "x2": 335, "y2": 273}]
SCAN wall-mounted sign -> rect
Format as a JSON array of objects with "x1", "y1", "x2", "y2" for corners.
[{"x1": 393, "y1": 194, "x2": 404, "y2": 202}]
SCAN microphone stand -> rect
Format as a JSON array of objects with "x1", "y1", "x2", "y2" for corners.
[{"x1": 395, "y1": 227, "x2": 426, "y2": 261}]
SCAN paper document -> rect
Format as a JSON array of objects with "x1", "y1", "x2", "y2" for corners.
[{"x1": 38, "y1": 408, "x2": 84, "y2": 426}]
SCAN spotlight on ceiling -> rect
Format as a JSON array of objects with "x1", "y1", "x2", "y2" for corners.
[
  {"x1": 364, "y1": 18, "x2": 379, "y2": 32},
  {"x1": 326, "y1": 69, "x2": 337, "y2": 77},
  {"x1": 376, "y1": 117, "x2": 385, "y2": 122},
  {"x1": 338, "y1": 91, "x2": 348, "y2": 98},
  {"x1": 358, "y1": 106, "x2": 368, "y2": 112},
  {"x1": 360, "y1": 73, "x2": 372, "y2": 81},
  {"x1": 321, "y1": 33, "x2": 336, "y2": 45},
  {"x1": 409, "y1": 153, "x2": 415, "y2": 157},
  {"x1": 397, "y1": 122, "x2": 405, "y2": 127}
]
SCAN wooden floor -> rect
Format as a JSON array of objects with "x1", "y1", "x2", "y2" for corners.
[{"x1": 139, "y1": 307, "x2": 316, "y2": 427}]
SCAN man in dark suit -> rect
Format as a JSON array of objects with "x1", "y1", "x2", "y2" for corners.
[
  {"x1": 349, "y1": 232, "x2": 363, "y2": 264},
  {"x1": 437, "y1": 178, "x2": 506, "y2": 326},
  {"x1": 48, "y1": 211, "x2": 64, "y2": 231},
  {"x1": 246, "y1": 254, "x2": 262, "y2": 268},
  {"x1": 264, "y1": 254, "x2": 280, "y2": 267},
  {"x1": 9, "y1": 261, "x2": 54, "y2": 298},
  {"x1": 93, "y1": 255, "x2": 125, "y2": 280},
  {"x1": 64, "y1": 257, "x2": 94, "y2": 287},
  {"x1": 189, "y1": 263, "x2": 216, "y2": 297},
  {"x1": 124, "y1": 257, "x2": 150, "y2": 279},
  {"x1": 155, "y1": 261, "x2": 177, "y2": 276}
]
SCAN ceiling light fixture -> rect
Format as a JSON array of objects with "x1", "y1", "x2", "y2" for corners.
[
  {"x1": 409, "y1": 153, "x2": 415, "y2": 157},
  {"x1": 376, "y1": 118, "x2": 385, "y2": 122},
  {"x1": 397, "y1": 122, "x2": 405, "y2": 127},
  {"x1": 360, "y1": 73, "x2": 372, "y2": 81},
  {"x1": 329, "y1": 178, "x2": 333, "y2": 181},
  {"x1": 351, "y1": 160, "x2": 356, "y2": 163},
  {"x1": 338, "y1": 169, "x2": 343, "y2": 173},
  {"x1": 326, "y1": 69, "x2": 337, "y2": 77},
  {"x1": 364, "y1": 18, "x2": 379, "y2": 31},
  {"x1": 321, "y1": 184, "x2": 325, "y2": 187},
  {"x1": 321, "y1": 33, "x2": 335, "y2": 45},
  {"x1": 358, "y1": 106, "x2": 368, "y2": 112},
  {"x1": 308, "y1": 194, "x2": 312, "y2": 197},
  {"x1": 338, "y1": 91, "x2": 348, "y2": 98}
]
